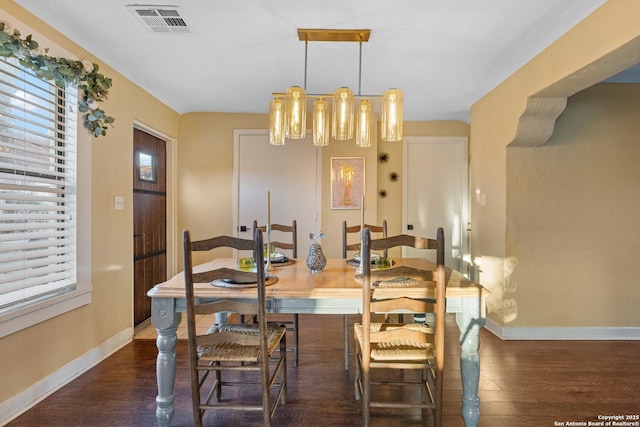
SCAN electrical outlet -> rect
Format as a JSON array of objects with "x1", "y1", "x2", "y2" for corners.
[{"x1": 114, "y1": 196, "x2": 124, "y2": 210}]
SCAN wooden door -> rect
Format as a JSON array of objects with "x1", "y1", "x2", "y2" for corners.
[
  {"x1": 403, "y1": 136, "x2": 469, "y2": 272},
  {"x1": 133, "y1": 128, "x2": 167, "y2": 326}
]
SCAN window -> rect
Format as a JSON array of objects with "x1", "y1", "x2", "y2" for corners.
[
  {"x1": 138, "y1": 151, "x2": 156, "y2": 182},
  {"x1": 0, "y1": 56, "x2": 83, "y2": 323}
]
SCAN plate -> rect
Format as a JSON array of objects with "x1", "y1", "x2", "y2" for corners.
[
  {"x1": 264, "y1": 253, "x2": 287, "y2": 263},
  {"x1": 221, "y1": 277, "x2": 257, "y2": 285},
  {"x1": 353, "y1": 253, "x2": 381, "y2": 263}
]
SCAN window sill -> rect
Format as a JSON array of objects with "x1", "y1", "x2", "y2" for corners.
[{"x1": 0, "y1": 286, "x2": 92, "y2": 339}]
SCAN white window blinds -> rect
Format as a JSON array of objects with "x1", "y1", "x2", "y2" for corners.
[{"x1": 0, "y1": 56, "x2": 78, "y2": 311}]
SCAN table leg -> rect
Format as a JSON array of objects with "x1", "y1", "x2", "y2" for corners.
[
  {"x1": 455, "y1": 299, "x2": 486, "y2": 427},
  {"x1": 151, "y1": 297, "x2": 181, "y2": 427},
  {"x1": 344, "y1": 314, "x2": 349, "y2": 370}
]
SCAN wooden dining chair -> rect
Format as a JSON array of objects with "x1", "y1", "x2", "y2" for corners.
[
  {"x1": 256, "y1": 221, "x2": 298, "y2": 259},
  {"x1": 253, "y1": 220, "x2": 299, "y2": 366},
  {"x1": 354, "y1": 228, "x2": 446, "y2": 427},
  {"x1": 182, "y1": 228, "x2": 287, "y2": 426},
  {"x1": 341, "y1": 219, "x2": 388, "y2": 370},
  {"x1": 342, "y1": 220, "x2": 388, "y2": 259}
]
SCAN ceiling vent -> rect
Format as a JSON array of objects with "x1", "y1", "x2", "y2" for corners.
[{"x1": 127, "y1": 5, "x2": 192, "y2": 34}]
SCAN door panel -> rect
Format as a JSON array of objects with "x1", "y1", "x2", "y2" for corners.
[
  {"x1": 403, "y1": 136, "x2": 469, "y2": 272},
  {"x1": 133, "y1": 128, "x2": 167, "y2": 326},
  {"x1": 233, "y1": 130, "x2": 321, "y2": 256},
  {"x1": 133, "y1": 193, "x2": 166, "y2": 258},
  {"x1": 134, "y1": 254, "x2": 166, "y2": 325}
]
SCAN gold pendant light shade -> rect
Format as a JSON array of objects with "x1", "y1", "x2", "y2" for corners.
[
  {"x1": 356, "y1": 99, "x2": 374, "y2": 147},
  {"x1": 269, "y1": 98, "x2": 285, "y2": 146},
  {"x1": 312, "y1": 98, "x2": 330, "y2": 146},
  {"x1": 269, "y1": 29, "x2": 403, "y2": 147},
  {"x1": 284, "y1": 86, "x2": 306, "y2": 139},
  {"x1": 332, "y1": 87, "x2": 354, "y2": 140},
  {"x1": 381, "y1": 89, "x2": 403, "y2": 142}
]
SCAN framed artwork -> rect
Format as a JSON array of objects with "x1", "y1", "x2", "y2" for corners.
[{"x1": 331, "y1": 157, "x2": 365, "y2": 209}]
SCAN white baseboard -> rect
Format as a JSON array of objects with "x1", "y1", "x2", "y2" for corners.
[
  {"x1": 485, "y1": 318, "x2": 640, "y2": 340},
  {"x1": 0, "y1": 327, "x2": 133, "y2": 425}
]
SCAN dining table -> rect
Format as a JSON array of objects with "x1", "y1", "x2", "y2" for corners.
[{"x1": 147, "y1": 257, "x2": 488, "y2": 427}]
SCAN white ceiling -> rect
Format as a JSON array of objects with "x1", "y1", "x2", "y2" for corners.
[{"x1": 13, "y1": 0, "x2": 608, "y2": 122}]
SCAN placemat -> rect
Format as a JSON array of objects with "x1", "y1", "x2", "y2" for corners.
[
  {"x1": 373, "y1": 277, "x2": 420, "y2": 288},
  {"x1": 347, "y1": 259, "x2": 395, "y2": 268},
  {"x1": 210, "y1": 275, "x2": 279, "y2": 288},
  {"x1": 268, "y1": 258, "x2": 295, "y2": 267}
]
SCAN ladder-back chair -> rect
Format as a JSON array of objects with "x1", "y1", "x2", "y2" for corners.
[
  {"x1": 183, "y1": 228, "x2": 287, "y2": 426},
  {"x1": 342, "y1": 220, "x2": 388, "y2": 259},
  {"x1": 341, "y1": 219, "x2": 388, "y2": 370},
  {"x1": 354, "y1": 228, "x2": 446, "y2": 427},
  {"x1": 254, "y1": 220, "x2": 299, "y2": 366}
]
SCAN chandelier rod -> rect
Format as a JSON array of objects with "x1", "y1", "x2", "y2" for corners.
[
  {"x1": 304, "y1": 39, "x2": 308, "y2": 91},
  {"x1": 358, "y1": 38, "x2": 363, "y2": 96}
]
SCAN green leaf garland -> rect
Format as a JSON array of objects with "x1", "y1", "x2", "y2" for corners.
[{"x1": 0, "y1": 22, "x2": 114, "y2": 137}]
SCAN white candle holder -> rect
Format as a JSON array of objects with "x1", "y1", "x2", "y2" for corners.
[{"x1": 265, "y1": 224, "x2": 275, "y2": 272}]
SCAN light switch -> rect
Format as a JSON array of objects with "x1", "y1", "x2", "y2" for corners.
[{"x1": 114, "y1": 196, "x2": 124, "y2": 210}]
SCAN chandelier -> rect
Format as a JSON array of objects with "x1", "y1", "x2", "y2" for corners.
[{"x1": 269, "y1": 29, "x2": 403, "y2": 147}]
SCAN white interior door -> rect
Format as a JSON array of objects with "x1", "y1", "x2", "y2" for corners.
[
  {"x1": 403, "y1": 136, "x2": 469, "y2": 272},
  {"x1": 233, "y1": 130, "x2": 321, "y2": 255}
]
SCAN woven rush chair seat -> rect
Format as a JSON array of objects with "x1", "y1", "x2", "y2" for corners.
[
  {"x1": 354, "y1": 323, "x2": 435, "y2": 361},
  {"x1": 199, "y1": 323, "x2": 286, "y2": 362}
]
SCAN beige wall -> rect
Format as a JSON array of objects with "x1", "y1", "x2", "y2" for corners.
[
  {"x1": 470, "y1": 0, "x2": 640, "y2": 329},
  {"x1": 0, "y1": 3, "x2": 179, "y2": 405},
  {"x1": 177, "y1": 113, "x2": 265, "y2": 267},
  {"x1": 506, "y1": 83, "x2": 640, "y2": 327}
]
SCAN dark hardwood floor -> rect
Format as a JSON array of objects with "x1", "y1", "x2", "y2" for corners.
[{"x1": 6, "y1": 314, "x2": 640, "y2": 426}]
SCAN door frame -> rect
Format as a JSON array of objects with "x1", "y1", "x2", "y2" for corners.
[{"x1": 133, "y1": 121, "x2": 178, "y2": 279}]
